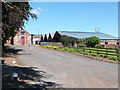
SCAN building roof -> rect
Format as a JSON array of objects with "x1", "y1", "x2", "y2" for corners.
[
  {"x1": 32, "y1": 34, "x2": 41, "y2": 39},
  {"x1": 16, "y1": 29, "x2": 30, "y2": 35},
  {"x1": 32, "y1": 34, "x2": 42, "y2": 36},
  {"x1": 49, "y1": 33, "x2": 55, "y2": 38},
  {"x1": 57, "y1": 31, "x2": 118, "y2": 40}
]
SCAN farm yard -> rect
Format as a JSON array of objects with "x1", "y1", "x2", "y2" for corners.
[
  {"x1": 2, "y1": 1, "x2": 119, "y2": 89},
  {"x1": 3, "y1": 45, "x2": 118, "y2": 88}
]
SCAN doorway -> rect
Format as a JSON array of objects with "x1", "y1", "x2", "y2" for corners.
[{"x1": 21, "y1": 37, "x2": 25, "y2": 45}]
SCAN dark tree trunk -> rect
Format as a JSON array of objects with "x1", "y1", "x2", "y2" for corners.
[{"x1": 2, "y1": 39, "x2": 5, "y2": 57}]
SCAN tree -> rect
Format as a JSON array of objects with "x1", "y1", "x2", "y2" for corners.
[
  {"x1": 85, "y1": 36, "x2": 100, "y2": 47},
  {"x1": 61, "y1": 35, "x2": 78, "y2": 47},
  {"x1": 41, "y1": 35, "x2": 43, "y2": 42},
  {"x1": 48, "y1": 33, "x2": 52, "y2": 42},
  {"x1": 53, "y1": 31, "x2": 61, "y2": 42},
  {"x1": 2, "y1": 2, "x2": 37, "y2": 44},
  {"x1": 44, "y1": 34, "x2": 47, "y2": 42}
]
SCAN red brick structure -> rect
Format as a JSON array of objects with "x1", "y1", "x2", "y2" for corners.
[
  {"x1": 6, "y1": 38, "x2": 11, "y2": 44},
  {"x1": 100, "y1": 39, "x2": 119, "y2": 47},
  {"x1": 6, "y1": 29, "x2": 31, "y2": 45},
  {"x1": 14, "y1": 29, "x2": 31, "y2": 45}
]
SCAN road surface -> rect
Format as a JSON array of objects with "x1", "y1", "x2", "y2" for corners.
[{"x1": 11, "y1": 45, "x2": 118, "y2": 88}]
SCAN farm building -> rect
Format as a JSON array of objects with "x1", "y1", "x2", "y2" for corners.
[
  {"x1": 31, "y1": 34, "x2": 41, "y2": 45},
  {"x1": 52, "y1": 31, "x2": 119, "y2": 46},
  {"x1": 6, "y1": 29, "x2": 31, "y2": 45},
  {"x1": 13, "y1": 29, "x2": 31, "y2": 45},
  {"x1": 22, "y1": 33, "x2": 55, "y2": 45},
  {"x1": 6, "y1": 30, "x2": 119, "y2": 47}
]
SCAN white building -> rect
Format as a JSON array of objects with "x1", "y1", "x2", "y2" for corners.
[{"x1": 31, "y1": 34, "x2": 41, "y2": 45}]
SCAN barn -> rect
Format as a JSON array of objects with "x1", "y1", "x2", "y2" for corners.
[
  {"x1": 52, "y1": 31, "x2": 119, "y2": 46},
  {"x1": 13, "y1": 29, "x2": 31, "y2": 45},
  {"x1": 6, "y1": 30, "x2": 119, "y2": 47},
  {"x1": 6, "y1": 29, "x2": 31, "y2": 45}
]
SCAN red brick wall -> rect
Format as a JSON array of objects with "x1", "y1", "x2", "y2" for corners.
[
  {"x1": 6, "y1": 37, "x2": 12, "y2": 44},
  {"x1": 100, "y1": 41, "x2": 119, "y2": 47},
  {"x1": 14, "y1": 30, "x2": 31, "y2": 45},
  {"x1": 100, "y1": 41, "x2": 118, "y2": 45},
  {"x1": 6, "y1": 40, "x2": 11, "y2": 44}
]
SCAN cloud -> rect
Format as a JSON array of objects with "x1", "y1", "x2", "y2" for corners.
[
  {"x1": 31, "y1": 8, "x2": 47, "y2": 15},
  {"x1": 31, "y1": 9, "x2": 40, "y2": 15},
  {"x1": 38, "y1": 8, "x2": 43, "y2": 11},
  {"x1": 31, "y1": 8, "x2": 46, "y2": 15},
  {"x1": 38, "y1": 8, "x2": 46, "y2": 11}
]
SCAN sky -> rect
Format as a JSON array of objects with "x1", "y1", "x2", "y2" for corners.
[{"x1": 24, "y1": 2, "x2": 118, "y2": 37}]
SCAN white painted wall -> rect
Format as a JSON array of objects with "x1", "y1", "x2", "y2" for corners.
[{"x1": 33, "y1": 36, "x2": 41, "y2": 45}]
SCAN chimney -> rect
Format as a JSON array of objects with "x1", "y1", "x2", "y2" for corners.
[
  {"x1": 95, "y1": 28, "x2": 97, "y2": 32},
  {"x1": 98, "y1": 28, "x2": 100, "y2": 32}
]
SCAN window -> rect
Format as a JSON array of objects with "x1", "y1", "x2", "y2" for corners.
[
  {"x1": 21, "y1": 32, "x2": 24, "y2": 35},
  {"x1": 105, "y1": 42, "x2": 108, "y2": 44},
  {"x1": 34, "y1": 37, "x2": 39, "y2": 38},
  {"x1": 21, "y1": 37, "x2": 24, "y2": 39}
]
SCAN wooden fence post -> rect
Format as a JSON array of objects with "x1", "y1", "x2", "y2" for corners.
[
  {"x1": 97, "y1": 47, "x2": 99, "y2": 55},
  {"x1": 89, "y1": 47, "x2": 91, "y2": 53},
  {"x1": 106, "y1": 48, "x2": 108, "y2": 57},
  {"x1": 83, "y1": 46, "x2": 85, "y2": 52},
  {"x1": 77, "y1": 46, "x2": 79, "y2": 52},
  {"x1": 117, "y1": 48, "x2": 119, "y2": 58},
  {"x1": 118, "y1": 48, "x2": 120, "y2": 59}
]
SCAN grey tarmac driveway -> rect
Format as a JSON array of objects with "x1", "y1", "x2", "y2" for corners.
[{"x1": 12, "y1": 45, "x2": 118, "y2": 88}]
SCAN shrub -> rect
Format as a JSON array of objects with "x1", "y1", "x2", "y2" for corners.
[
  {"x1": 76, "y1": 50, "x2": 80, "y2": 53},
  {"x1": 98, "y1": 54, "x2": 107, "y2": 58},
  {"x1": 78, "y1": 44, "x2": 85, "y2": 47},
  {"x1": 52, "y1": 46, "x2": 59, "y2": 49},
  {"x1": 102, "y1": 54, "x2": 107, "y2": 58},
  {"x1": 74, "y1": 49, "x2": 79, "y2": 52},
  {"x1": 65, "y1": 48, "x2": 77, "y2": 52},
  {"x1": 95, "y1": 44, "x2": 104, "y2": 48},
  {"x1": 117, "y1": 57, "x2": 120, "y2": 61},
  {"x1": 98, "y1": 54, "x2": 103, "y2": 57},
  {"x1": 46, "y1": 45, "x2": 52, "y2": 48},
  {"x1": 61, "y1": 48, "x2": 66, "y2": 51},
  {"x1": 61, "y1": 35, "x2": 78, "y2": 47},
  {"x1": 107, "y1": 56, "x2": 118, "y2": 61},
  {"x1": 85, "y1": 36, "x2": 100, "y2": 47},
  {"x1": 69, "y1": 48, "x2": 75, "y2": 52},
  {"x1": 43, "y1": 45, "x2": 50, "y2": 48},
  {"x1": 60, "y1": 47, "x2": 69, "y2": 51},
  {"x1": 82, "y1": 52, "x2": 89, "y2": 55},
  {"x1": 43, "y1": 45, "x2": 46, "y2": 47},
  {"x1": 78, "y1": 51, "x2": 83, "y2": 54},
  {"x1": 66, "y1": 49, "x2": 71, "y2": 52},
  {"x1": 43, "y1": 45, "x2": 60, "y2": 50},
  {"x1": 90, "y1": 53, "x2": 98, "y2": 56}
]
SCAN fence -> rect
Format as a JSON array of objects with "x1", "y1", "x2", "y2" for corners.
[{"x1": 73, "y1": 46, "x2": 120, "y2": 58}]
